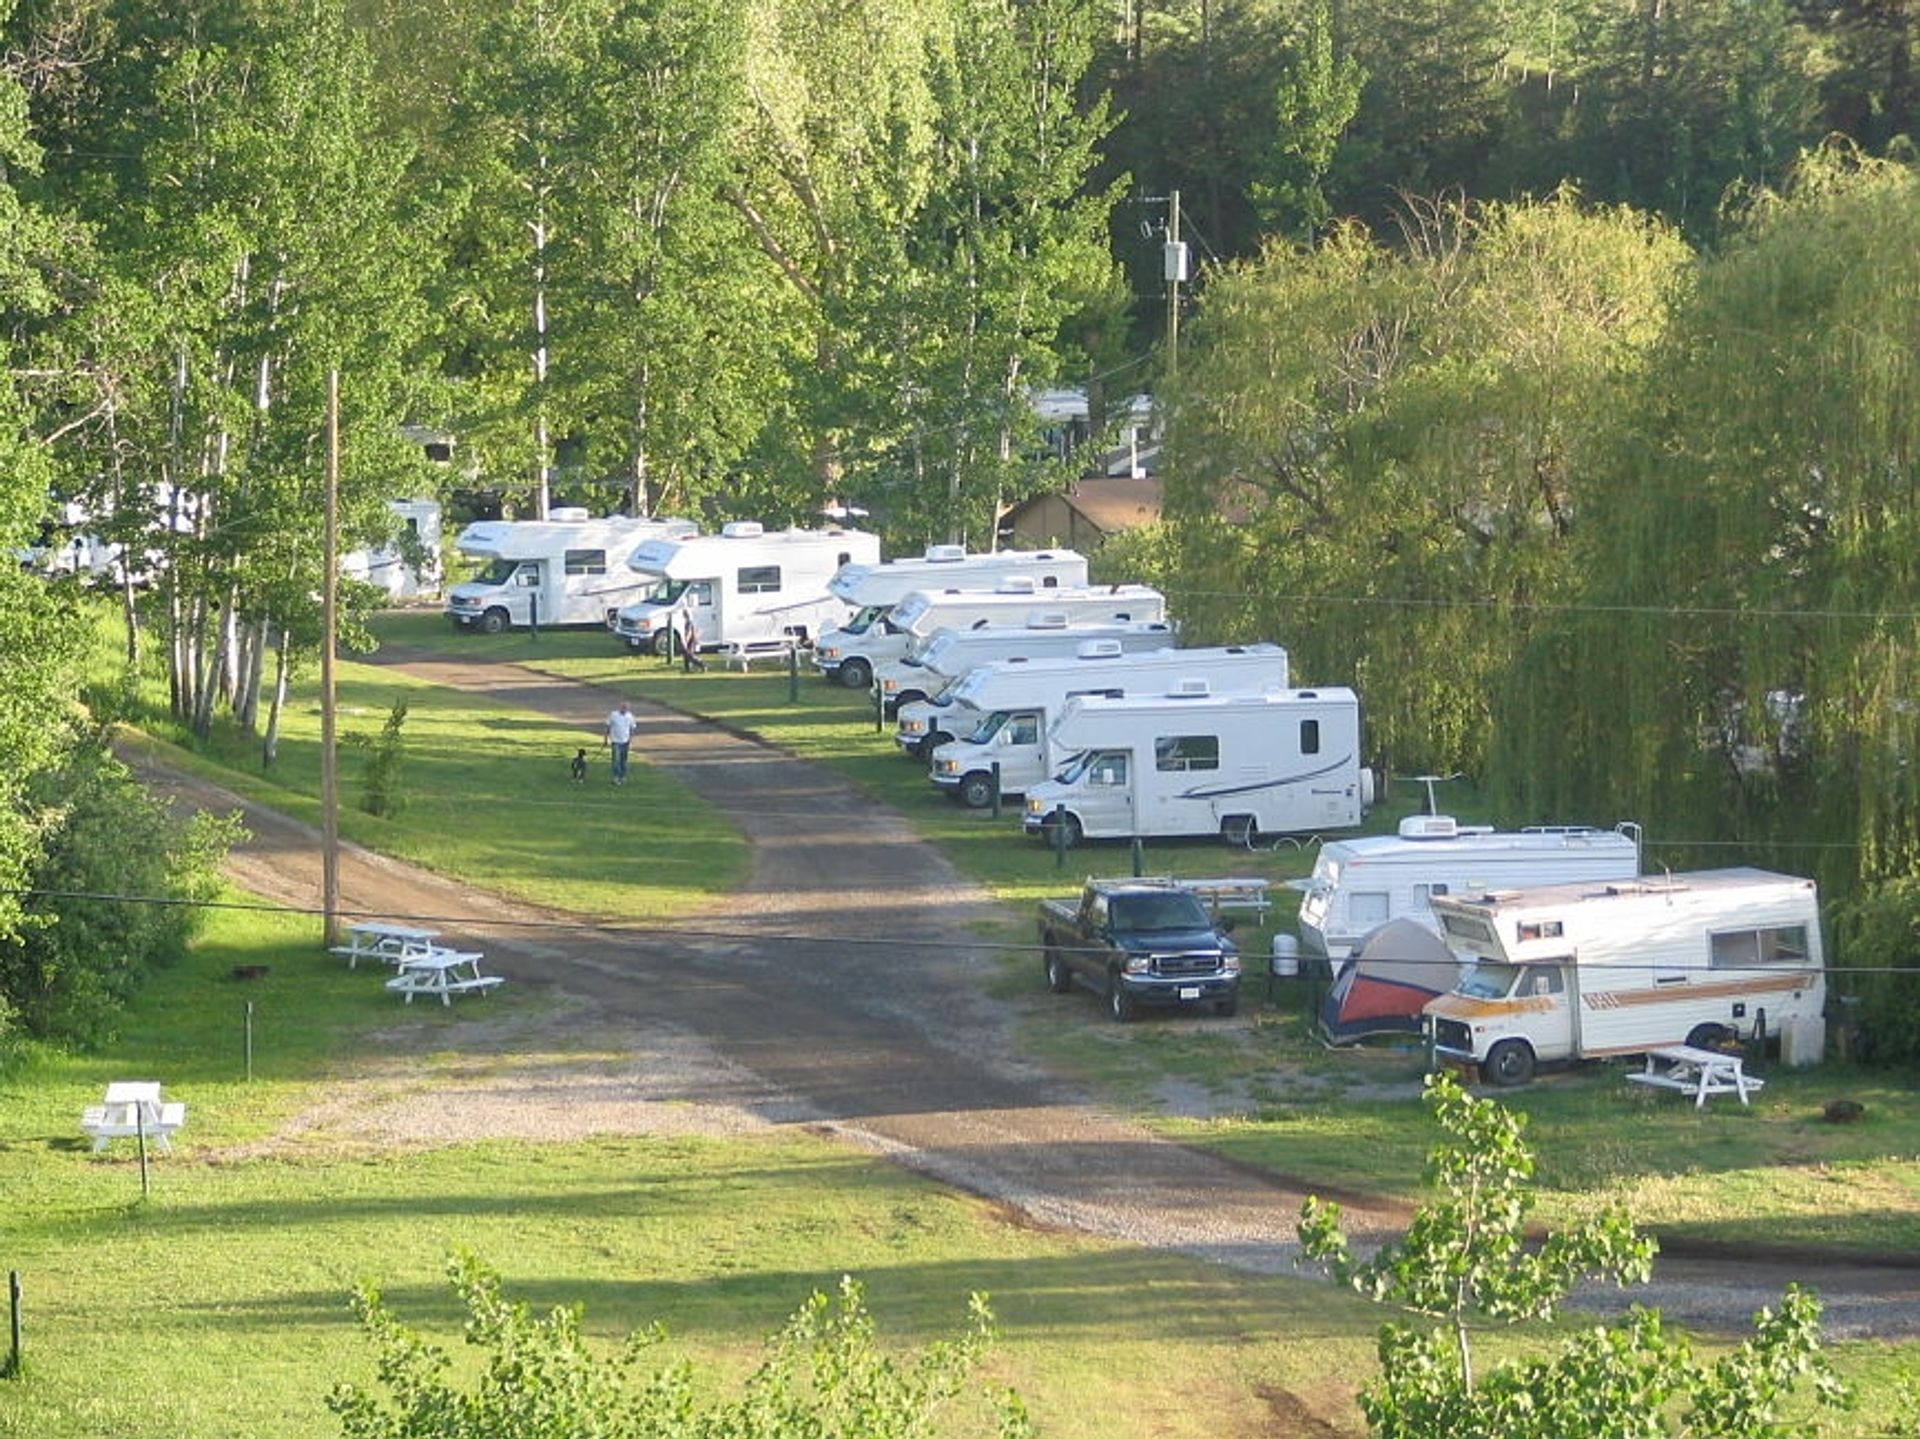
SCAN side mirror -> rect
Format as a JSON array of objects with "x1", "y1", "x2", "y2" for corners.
[{"x1": 1218, "y1": 917, "x2": 1238, "y2": 935}]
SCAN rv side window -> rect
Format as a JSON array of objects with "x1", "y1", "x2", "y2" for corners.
[
  {"x1": 1415, "y1": 882, "x2": 1450, "y2": 900},
  {"x1": 738, "y1": 565, "x2": 781, "y2": 593},
  {"x1": 1300, "y1": 719, "x2": 1321, "y2": 754},
  {"x1": 1153, "y1": 734, "x2": 1220, "y2": 772},
  {"x1": 1520, "y1": 966, "x2": 1564, "y2": 996},
  {"x1": 1008, "y1": 714, "x2": 1040, "y2": 745},
  {"x1": 1089, "y1": 753, "x2": 1128, "y2": 786},
  {"x1": 1710, "y1": 924, "x2": 1810, "y2": 968},
  {"x1": 1517, "y1": 920, "x2": 1563, "y2": 941},
  {"x1": 563, "y1": 549, "x2": 607, "y2": 576},
  {"x1": 1440, "y1": 911, "x2": 1496, "y2": 946},
  {"x1": 1349, "y1": 892, "x2": 1389, "y2": 925}
]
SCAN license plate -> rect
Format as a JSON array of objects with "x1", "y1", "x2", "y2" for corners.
[{"x1": 1178, "y1": 986, "x2": 1201, "y2": 1000}]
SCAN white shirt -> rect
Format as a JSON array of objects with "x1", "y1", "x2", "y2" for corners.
[{"x1": 606, "y1": 709, "x2": 636, "y2": 744}]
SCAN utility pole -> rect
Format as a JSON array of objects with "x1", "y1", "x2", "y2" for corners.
[
  {"x1": 321, "y1": 370, "x2": 341, "y2": 947},
  {"x1": 1164, "y1": 189, "x2": 1188, "y2": 378}
]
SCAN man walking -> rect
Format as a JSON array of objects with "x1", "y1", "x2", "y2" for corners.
[{"x1": 604, "y1": 701, "x2": 636, "y2": 785}]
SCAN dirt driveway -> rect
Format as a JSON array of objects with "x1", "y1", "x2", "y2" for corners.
[{"x1": 128, "y1": 644, "x2": 1920, "y2": 1342}]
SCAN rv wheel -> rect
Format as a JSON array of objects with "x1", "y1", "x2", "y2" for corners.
[
  {"x1": 1686, "y1": 1023, "x2": 1734, "y2": 1052},
  {"x1": 478, "y1": 607, "x2": 509, "y2": 635},
  {"x1": 1041, "y1": 812, "x2": 1082, "y2": 849},
  {"x1": 650, "y1": 630, "x2": 673, "y2": 658},
  {"x1": 1484, "y1": 1039, "x2": 1536, "y2": 1087},
  {"x1": 1222, "y1": 815, "x2": 1258, "y2": 848},
  {"x1": 838, "y1": 657, "x2": 873, "y2": 690},
  {"x1": 958, "y1": 772, "x2": 996, "y2": 809},
  {"x1": 1044, "y1": 947, "x2": 1073, "y2": 993},
  {"x1": 1108, "y1": 977, "x2": 1136, "y2": 1023}
]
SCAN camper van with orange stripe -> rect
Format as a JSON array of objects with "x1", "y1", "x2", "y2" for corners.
[{"x1": 1422, "y1": 868, "x2": 1826, "y2": 1086}]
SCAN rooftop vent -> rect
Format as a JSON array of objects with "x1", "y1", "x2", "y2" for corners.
[
  {"x1": 549, "y1": 506, "x2": 590, "y2": 522},
  {"x1": 1077, "y1": 639, "x2": 1124, "y2": 658},
  {"x1": 720, "y1": 520, "x2": 765, "y2": 539},
  {"x1": 1170, "y1": 678, "x2": 1211, "y2": 697},
  {"x1": 924, "y1": 544, "x2": 968, "y2": 562}
]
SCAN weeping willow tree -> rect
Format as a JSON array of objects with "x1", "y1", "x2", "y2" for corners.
[
  {"x1": 1495, "y1": 147, "x2": 1920, "y2": 890},
  {"x1": 1158, "y1": 189, "x2": 1687, "y2": 779}
]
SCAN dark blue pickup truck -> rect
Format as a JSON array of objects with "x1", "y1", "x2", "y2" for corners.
[{"x1": 1037, "y1": 879, "x2": 1241, "y2": 1021}]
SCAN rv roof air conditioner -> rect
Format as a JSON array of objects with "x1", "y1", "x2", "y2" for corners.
[
  {"x1": 924, "y1": 544, "x2": 968, "y2": 562},
  {"x1": 1170, "y1": 678, "x2": 1211, "y2": 698},
  {"x1": 1026, "y1": 611, "x2": 1070, "y2": 629},
  {"x1": 1399, "y1": 815, "x2": 1461, "y2": 840},
  {"x1": 995, "y1": 576, "x2": 1040, "y2": 594},
  {"x1": 549, "y1": 506, "x2": 590, "y2": 522},
  {"x1": 720, "y1": 520, "x2": 765, "y2": 539}
]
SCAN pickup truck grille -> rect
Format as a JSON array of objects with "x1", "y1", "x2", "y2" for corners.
[
  {"x1": 1432, "y1": 1017, "x2": 1472, "y2": 1053},
  {"x1": 1152, "y1": 951, "x2": 1224, "y2": 979}
]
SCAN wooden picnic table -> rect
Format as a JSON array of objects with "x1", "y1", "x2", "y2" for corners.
[
  {"x1": 1624, "y1": 1044, "x2": 1765, "y2": 1108},
  {"x1": 329, "y1": 920, "x2": 440, "y2": 969},
  {"x1": 384, "y1": 950, "x2": 505, "y2": 1007},
  {"x1": 82, "y1": 1081, "x2": 187, "y2": 1152}
]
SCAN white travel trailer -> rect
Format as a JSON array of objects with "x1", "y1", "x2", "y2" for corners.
[
  {"x1": 1021, "y1": 684, "x2": 1371, "y2": 846},
  {"x1": 613, "y1": 522, "x2": 881, "y2": 656},
  {"x1": 1298, "y1": 817, "x2": 1644, "y2": 961},
  {"x1": 444, "y1": 510, "x2": 697, "y2": 633},
  {"x1": 829, "y1": 581, "x2": 1166, "y2": 701},
  {"x1": 343, "y1": 499, "x2": 444, "y2": 600},
  {"x1": 873, "y1": 617, "x2": 1177, "y2": 714},
  {"x1": 1423, "y1": 868, "x2": 1827, "y2": 1085},
  {"x1": 925, "y1": 643, "x2": 1294, "y2": 807},
  {"x1": 815, "y1": 546, "x2": 1088, "y2": 687}
]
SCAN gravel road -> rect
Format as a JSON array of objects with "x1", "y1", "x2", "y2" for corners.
[{"x1": 126, "y1": 643, "x2": 1920, "y2": 1344}]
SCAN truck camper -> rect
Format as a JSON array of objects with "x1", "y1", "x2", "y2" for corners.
[
  {"x1": 612, "y1": 522, "x2": 880, "y2": 656},
  {"x1": 1021, "y1": 683, "x2": 1371, "y2": 845},
  {"x1": 444, "y1": 510, "x2": 696, "y2": 633},
  {"x1": 923, "y1": 643, "x2": 1292, "y2": 807},
  {"x1": 815, "y1": 546, "x2": 1088, "y2": 687},
  {"x1": 1422, "y1": 868, "x2": 1826, "y2": 1085}
]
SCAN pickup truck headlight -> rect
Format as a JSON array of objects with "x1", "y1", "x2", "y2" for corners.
[
  {"x1": 1122, "y1": 955, "x2": 1152, "y2": 976},
  {"x1": 1222, "y1": 955, "x2": 1242, "y2": 977}
]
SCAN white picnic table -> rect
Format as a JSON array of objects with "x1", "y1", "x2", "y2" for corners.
[
  {"x1": 81, "y1": 1081, "x2": 187, "y2": 1152},
  {"x1": 330, "y1": 919, "x2": 441, "y2": 969},
  {"x1": 1624, "y1": 1044, "x2": 1765, "y2": 1108},
  {"x1": 384, "y1": 949, "x2": 505, "y2": 1007}
]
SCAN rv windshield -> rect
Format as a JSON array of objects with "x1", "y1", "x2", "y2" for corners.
[
  {"x1": 642, "y1": 577, "x2": 690, "y2": 604},
  {"x1": 1052, "y1": 750, "x2": 1093, "y2": 784},
  {"x1": 842, "y1": 604, "x2": 886, "y2": 635},
  {"x1": 470, "y1": 558, "x2": 519, "y2": 586},
  {"x1": 968, "y1": 711, "x2": 1010, "y2": 744},
  {"x1": 1456, "y1": 964, "x2": 1517, "y2": 1000}
]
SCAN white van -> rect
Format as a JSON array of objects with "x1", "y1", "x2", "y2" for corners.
[
  {"x1": 612, "y1": 522, "x2": 881, "y2": 656},
  {"x1": 445, "y1": 510, "x2": 697, "y2": 633},
  {"x1": 815, "y1": 546, "x2": 1088, "y2": 686},
  {"x1": 873, "y1": 617, "x2": 1177, "y2": 714},
  {"x1": 925, "y1": 643, "x2": 1293, "y2": 806},
  {"x1": 1424, "y1": 868, "x2": 1827, "y2": 1085},
  {"x1": 1021, "y1": 684, "x2": 1372, "y2": 845},
  {"x1": 1296, "y1": 817, "x2": 1643, "y2": 960}
]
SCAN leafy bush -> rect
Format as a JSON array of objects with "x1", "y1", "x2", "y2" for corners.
[
  {"x1": 329, "y1": 1255, "x2": 1031, "y2": 1439},
  {"x1": 0, "y1": 741, "x2": 240, "y2": 1045},
  {"x1": 1835, "y1": 876, "x2": 1920, "y2": 1065}
]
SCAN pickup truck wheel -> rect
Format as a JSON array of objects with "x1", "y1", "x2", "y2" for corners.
[
  {"x1": 1484, "y1": 1039, "x2": 1536, "y2": 1087},
  {"x1": 1107, "y1": 976, "x2": 1135, "y2": 1023},
  {"x1": 958, "y1": 772, "x2": 995, "y2": 809},
  {"x1": 478, "y1": 607, "x2": 509, "y2": 635},
  {"x1": 1044, "y1": 948, "x2": 1073, "y2": 994},
  {"x1": 838, "y1": 657, "x2": 873, "y2": 690},
  {"x1": 1215, "y1": 993, "x2": 1239, "y2": 1018}
]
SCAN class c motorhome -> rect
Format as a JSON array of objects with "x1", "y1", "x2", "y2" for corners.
[
  {"x1": 814, "y1": 546, "x2": 1089, "y2": 687},
  {"x1": 612, "y1": 522, "x2": 881, "y2": 656},
  {"x1": 1021, "y1": 683, "x2": 1372, "y2": 846},
  {"x1": 872, "y1": 616, "x2": 1177, "y2": 714},
  {"x1": 444, "y1": 510, "x2": 697, "y2": 633},
  {"x1": 923, "y1": 643, "x2": 1293, "y2": 807},
  {"x1": 1422, "y1": 868, "x2": 1827, "y2": 1085},
  {"x1": 343, "y1": 499, "x2": 444, "y2": 600}
]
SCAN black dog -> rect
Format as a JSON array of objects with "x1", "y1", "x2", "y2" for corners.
[{"x1": 570, "y1": 747, "x2": 588, "y2": 784}]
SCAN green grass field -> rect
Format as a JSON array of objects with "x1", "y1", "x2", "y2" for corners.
[{"x1": 8, "y1": 604, "x2": 1915, "y2": 1436}]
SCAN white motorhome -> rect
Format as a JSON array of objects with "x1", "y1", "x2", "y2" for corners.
[
  {"x1": 613, "y1": 522, "x2": 881, "y2": 656},
  {"x1": 445, "y1": 510, "x2": 697, "y2": 633},
  {"x1": 925, "y1": 643, "x2": 1294, "y2": 807},
  {"x1": 873, "y1": 617, "x2": 1177, "y2": 714},
  {"x1": 343, "y1": 499, "x2": 444, "y2": 600},
  {"x1": 814, "y1": 546, "x2": 1088, "y2": 687},
  {"x1": 1296, "y1": 816, "x2": 1643, "y2": 960},
  {"x1": 1423, "y1": 868, "x2": 1827, "y2": 1086},
  {"x1": 830, "y1": 581, "x2": 1165, "y2": 702},
  {"x1": 1021, "y1": 684, "x2": 1372, "y2": 846}
]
